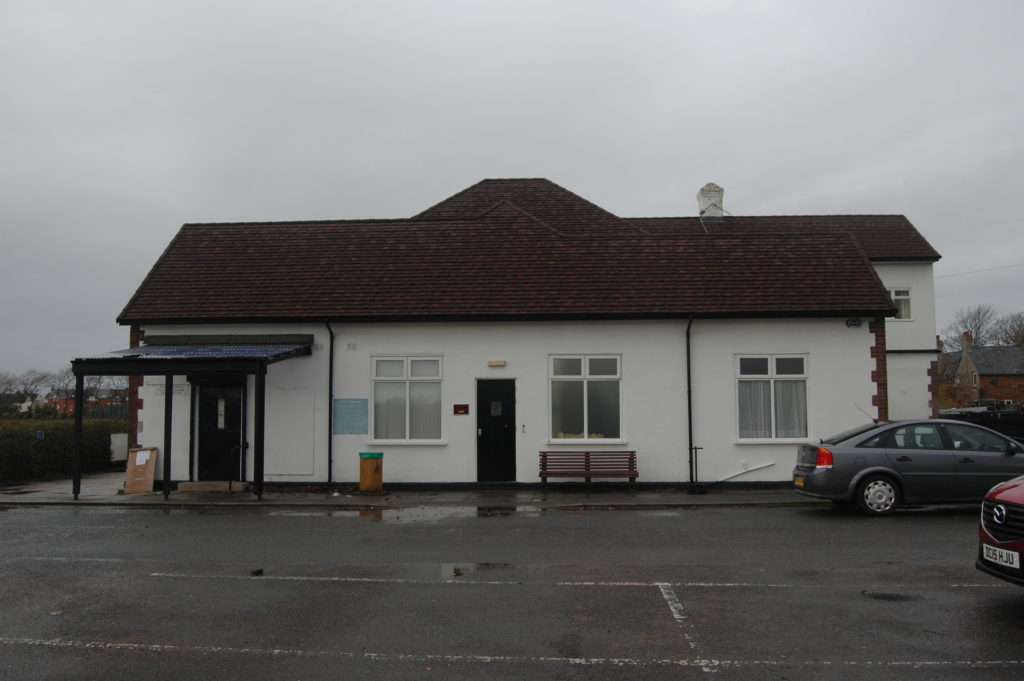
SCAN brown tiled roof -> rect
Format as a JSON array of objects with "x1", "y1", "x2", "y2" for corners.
[
  {"x1": 630, "y1": 215, "x2": 940, "y2": 261},
  {"x1": 415, "y1": 178, "x2": 648, "y2": 236},
  {"x1": 118, "y1": 179, "x2": 917, "y2": 324}
]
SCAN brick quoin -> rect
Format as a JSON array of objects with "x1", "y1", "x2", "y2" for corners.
[
  {"x1": 127, "y1": 326, "x2": 144, "y2": 448},
  {"x1": 869, "y1": 317, "x2": 889, "y2": 421},
  {"x1": 927, "y1": 360, "x2": 940, "y2": 418}
]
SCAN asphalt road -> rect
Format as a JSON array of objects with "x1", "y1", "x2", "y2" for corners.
[{"x1": 1, "y1": 502, "x2": 1021, "y2": 680}]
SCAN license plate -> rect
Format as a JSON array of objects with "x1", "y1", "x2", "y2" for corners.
[
  {"x1": 983, "y1": 544, "x2": 1020, "y2": 569},
  {"x1": 793, "y1": 475, "x2": 804, "y2": 488}
]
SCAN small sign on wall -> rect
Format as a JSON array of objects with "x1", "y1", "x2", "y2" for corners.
[
  {"x1": 333, "y1": 398, "x2": 369, "y2": 434},
  {"x1": 453, "y1": 404, "x2": 469, "y2": 415}
]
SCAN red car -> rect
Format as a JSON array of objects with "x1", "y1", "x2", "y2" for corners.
[{"x1": 978, "y1": 474, "x2": 1024, "y2": 586}]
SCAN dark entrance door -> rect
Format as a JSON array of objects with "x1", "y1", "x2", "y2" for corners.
[
  {"x1": 196, "y1": 383, "x2": 244, "y2": 481},
  {"x1": 477, "y1": 379, "x2": 516, "y2": 482}
]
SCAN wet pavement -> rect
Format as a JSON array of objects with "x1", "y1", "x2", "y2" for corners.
[{"x1": 0, "y1": 470, "x2": 820, "y2": 511}]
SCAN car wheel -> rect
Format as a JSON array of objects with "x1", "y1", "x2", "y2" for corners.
[{"x1": 856, "y1": 475, "x2": 899, "y2": 515}]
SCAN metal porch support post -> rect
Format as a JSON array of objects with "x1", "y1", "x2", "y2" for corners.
[
  {"x1": 163, "y1": 374, "x2": 173, "y2": 500},
  {"x1": 254, "y1": 362, "x2": 266, "y2": 499},
  {"x1": 72, "y1": 372, "x2": 85, "y2": 500}
]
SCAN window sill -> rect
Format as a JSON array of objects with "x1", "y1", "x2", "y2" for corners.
[
  {"x1": 367, "y1": 440, "x2": 448, "y2": 446},
  {"x1": 735, "y1": 438, "x2": 810, "y2": 445},
  {"x1": 545, "y1": 439, "x2": 628, "y2": 446}
]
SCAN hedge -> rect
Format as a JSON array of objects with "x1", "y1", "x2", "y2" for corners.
[{"x1": 0, "y1": 419, "x2": 128, "y2": 483}]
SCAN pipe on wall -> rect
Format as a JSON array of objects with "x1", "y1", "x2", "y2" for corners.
[
  {"x1": 686, "y1": 316, "x2": 695, "y2": 484},
  {"x1": 325, "y1": 322, "x2": 335, "y2": 483}
]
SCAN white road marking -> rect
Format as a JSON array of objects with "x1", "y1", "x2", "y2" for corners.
[
  {"x1": 147, "y1": 573, "x2": 1006, "y2": 589},
  {"x1": 656, "y1": 582, "x2": 717, "y2": 673},
  {"x1": 1, "y1": 636, "x2": 1022, "y2": 670},
  {"x1": 10, "y1": 557, "x2": 127, "y2": 563}
]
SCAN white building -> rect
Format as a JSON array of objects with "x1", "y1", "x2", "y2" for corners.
[{"x1": 73, "y1": 179, "x2": 941, "y2": 493}]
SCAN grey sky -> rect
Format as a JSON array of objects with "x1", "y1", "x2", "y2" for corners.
[{"x1": 2, "y1": 0, "x2": 1022, "y2": 373}]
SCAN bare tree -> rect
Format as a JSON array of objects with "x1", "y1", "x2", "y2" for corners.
[
  {"x1": 0, "y1": 371, "x2": 17, "y2": 395},
  {"x1": 993, "y1": 312, "x2": 1024, "y2": 347},
  {"x1": 942, "y1": 304, "x2": 1000, "y2": 351},
  {"x1": 15, "y1": 368, "x2": 52, "y2": 403},
  {"x1": 47, "y1": 365, "x2": 78, "y2": 414},
  {"x1": 107, "y1": 375, "x2": 129, "y2": 403}
]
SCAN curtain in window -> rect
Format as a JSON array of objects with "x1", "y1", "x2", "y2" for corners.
[
  {"x1": 738, "y1": 380, "x2": 772, "y2": 438},
  {"x1": 373, "y1": 382, "x2": 406, "y2": 439},
  {"x1": 409, "y1": 382, "x2": 441, "y2": 439},
  {"x1": 896, "y1": 298, "x2": 911, "y2": 319},
  {"x1": 774, "y1": 380, "x2": 807, "y2": 438}
]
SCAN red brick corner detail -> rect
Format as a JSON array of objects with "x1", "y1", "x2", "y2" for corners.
[
  {"x1": 869, "y1": 317, "x2": 889, "y2": 422},
  {"x1": 127, "y1": 325, "x2": 144, "y2": 448}
]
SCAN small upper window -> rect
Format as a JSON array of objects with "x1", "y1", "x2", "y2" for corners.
[{"x1": 890, "y1": 289, "x2": 912, "y2": 320}]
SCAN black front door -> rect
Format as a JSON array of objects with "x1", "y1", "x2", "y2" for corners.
[
  {"x1": 196, "y1": 384, "x2": 244, "y2": 481},
  {"x1": 477, "y1": 379, "x2": 516, "y2": 482}
]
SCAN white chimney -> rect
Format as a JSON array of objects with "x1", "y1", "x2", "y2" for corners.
[{"x1": 697, "y1": 182, "x2": 724, "y2": 220}]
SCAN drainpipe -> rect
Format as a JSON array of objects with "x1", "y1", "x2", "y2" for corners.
[
  {"x1": 685, "y1": 317, "x2": 705, "y2": 493},
  {"x1": 325, "y1": 322, "x2": 335, "y2": 483}
]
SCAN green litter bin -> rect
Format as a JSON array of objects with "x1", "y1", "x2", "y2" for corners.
[{"x1": 359, "y1": 451, "x2": 383, "y2": 492}]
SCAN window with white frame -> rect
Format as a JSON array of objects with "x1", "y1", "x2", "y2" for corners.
[
  {"x1": 737, "y1": 355, "x2": 807, "y2": 439},
  {"x1": 372, "y1": 357, "x2": 442, "y2": 440},
  {"x1": 890, "y1": 288, "x2": 911, "y2": 320},
  {"x1": 550, "y1": 355, "x2": 621, "y2": 440}
]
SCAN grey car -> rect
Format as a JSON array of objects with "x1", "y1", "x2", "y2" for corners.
[{"x1": 793, "y1": 419, "x2": 1024, "y2": 515}]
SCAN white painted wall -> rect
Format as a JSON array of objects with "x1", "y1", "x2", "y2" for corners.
[
  {"x1": 136, "y1": 323, "x2": 330, "y2": 482},
  {"x1": 873, "y1": 262, "x2": 937, "y2": 350},
  {"x1": 329, "y1": 320, "x2": 689, "y2": 484},
  {"x1": 688, "y1": 318, "x2": 877, "y2": 484},
  {"x1": 136, "y1": 317, "x2": 881, "y2": 485},
  {"x1": 872, "y1": 262, "x2": 939, "y2": 418},
  {"x1": 887, "y1": 353, "x2": 935, "y2": 420}
]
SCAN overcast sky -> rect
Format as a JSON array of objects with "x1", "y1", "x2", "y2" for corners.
[{"x1": 2, "y1": 0, "x2": 1022, "y2": 374}]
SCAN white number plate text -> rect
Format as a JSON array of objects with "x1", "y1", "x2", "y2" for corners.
[{"x1": 983, "y1": 544, "x2": 1020, "y2": 569}]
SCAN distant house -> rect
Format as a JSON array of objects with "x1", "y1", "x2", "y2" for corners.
[
  {"x1": 46, "y1": 388, "x2": 127, "y2": 416},
  {"x1": 72, "y1": 179, "x2": 941, "y2": 491},
  {"x1": 946, "y1": 334, "x2": 1024, "y2": 405},
  {"x1": 0, "y1": 392, "x2": 35, "y2": 415}
]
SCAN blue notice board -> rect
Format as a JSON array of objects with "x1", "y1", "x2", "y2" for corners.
[{"x1": 333, "y1": 398, "x2": 368, "y2": 435}]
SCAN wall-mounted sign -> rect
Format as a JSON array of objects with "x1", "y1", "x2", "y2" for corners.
[
  {"x1": 454, "y1": 404, "x2": 469, "y2": 415},
  {"x1": 333, "y1": 398, "x2": 368, "y2": 434}
]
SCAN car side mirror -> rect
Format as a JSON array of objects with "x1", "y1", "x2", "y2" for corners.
[{"x1": 1010, "y1": 441, "x2": 1023, "y2": 455}]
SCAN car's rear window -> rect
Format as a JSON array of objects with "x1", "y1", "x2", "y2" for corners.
[{"x1": 821, "y1": 423, "x2": 886, "y2": 445}]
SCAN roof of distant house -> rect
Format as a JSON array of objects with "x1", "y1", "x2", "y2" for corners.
[
  {"x1": 118, "y1": 178, "x2": 939, "y2": 325},
  {"x1": 969, "y1": 346, "x2": 1024, "y2": 375}
]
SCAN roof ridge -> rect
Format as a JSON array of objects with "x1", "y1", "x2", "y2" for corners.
[{"x1": 473, "y1": 200, "x2": 569, "y2": 237}]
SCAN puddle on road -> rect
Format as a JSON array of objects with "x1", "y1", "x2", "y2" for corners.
[
  {"x1": 862, "y1": 591, "x2": 923, "y2": 602},
  {"x1": 266, "y1": 505, "x2": 544, "y2": 523}
]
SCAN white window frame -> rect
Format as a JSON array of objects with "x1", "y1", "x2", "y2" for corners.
[
  {"x1": 889, "y1": 288, "x2": 912, "y2": 321},
  {"x1": 736, "y1": 354, "x2": 809, "y2": 441},
  {"x1": 549, "y1": 354, "x2": 623, "y2": 442},
  {"x1": 370, "y1": 356, "x2": 444, "y2": 444}
]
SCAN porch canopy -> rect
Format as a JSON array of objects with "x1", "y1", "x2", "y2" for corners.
[{"x1": 70, "y1": 336, "x2": 312, "y2": 500}]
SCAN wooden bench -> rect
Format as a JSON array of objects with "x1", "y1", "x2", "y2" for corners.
[{"x1": 539, "y1": 450, "x2": 638, "y2": 489}]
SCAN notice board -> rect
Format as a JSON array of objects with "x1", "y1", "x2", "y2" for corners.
[{"x1": 124, "y1": 447, "x2": 157, "y2": 494}]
